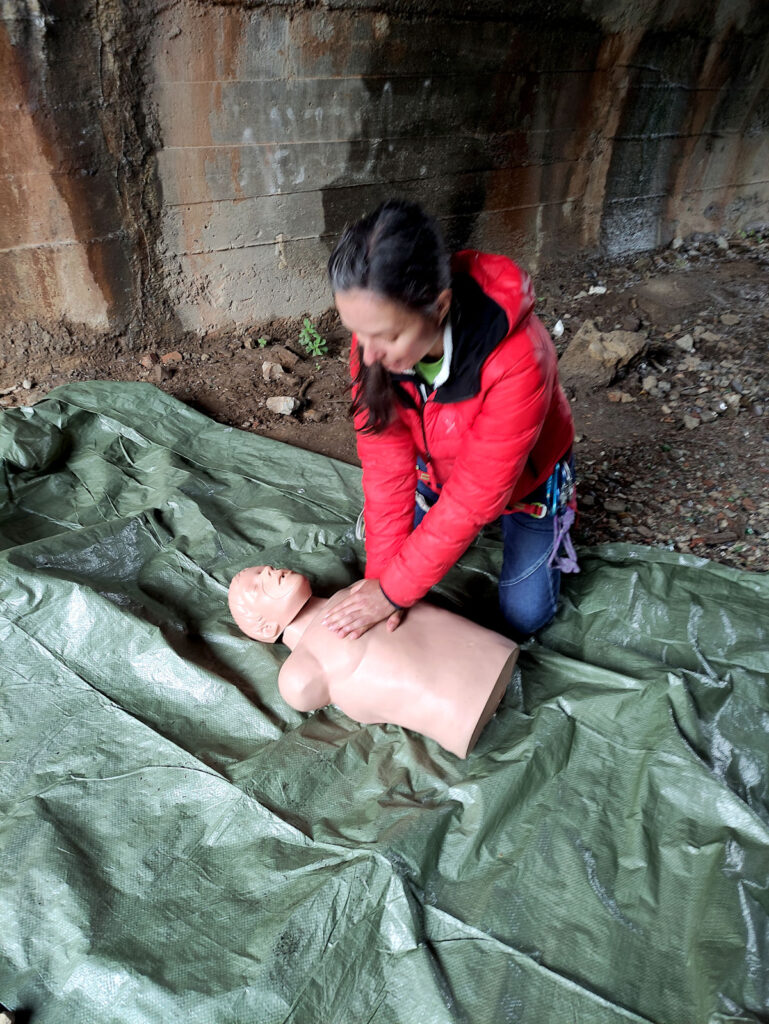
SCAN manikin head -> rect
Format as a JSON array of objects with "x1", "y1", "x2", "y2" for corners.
[{"x1": 228, "y1": 566, "x2": 311, "y2": 643}]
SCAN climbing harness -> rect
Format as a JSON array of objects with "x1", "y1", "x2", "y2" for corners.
[{"x1": 544, "y1": 458, "x2": 580, "y2": 574}]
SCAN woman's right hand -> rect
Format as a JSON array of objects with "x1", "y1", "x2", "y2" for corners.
[{"x1": 321, "y1": 579, "x2": 405, "y2": 639}]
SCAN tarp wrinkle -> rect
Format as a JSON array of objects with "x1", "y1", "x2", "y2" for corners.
[{"x1": 0, "y1": 383, "x2": 767, "y2": 1024}]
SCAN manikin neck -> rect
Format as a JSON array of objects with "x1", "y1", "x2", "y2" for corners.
[{"x1": 281, "y1": 596, "x2": 326, "y2": 649}]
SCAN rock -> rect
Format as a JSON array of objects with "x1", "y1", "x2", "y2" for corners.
[
  {"x1": 21, "y1": 379, "x2": 33, "y2": 390},
  {"x1": 683, "y1": 414, "x2": 700, "y2": 429},
  {"x1": 698, "y1": 330, "x2": 722, "y2": 342},
  {"x1": 699, "y1": 410, "x2": 718, "y2": 423},
  {"x1": 580, "y1": 494, "x2": 595, "y2": 508},
  {"x1": 731, "y1": 379, "x2": 745, "y2": 395},
  {"x1": 703, "y1": 530, "x2": 738, "y2": 544},
  {"x1": 637, "y1": 524, "x2": 653, "y2": 538},
  {"x1": 160, "y1": 350, "x2": 183, "y2": 364},
  {"x1": 675, "y1": 334, "x2": 694, "y2": 352},
  {"x1": 262, "y1": 361, "x2": 285, "y2": 382},
  {"x1": 588, "y1": 285, "x2": 607, "y2": 295},
  {"x1": 678, "y1": 355, "x2": 701, "y2": 371},
  {"x1": 303, "y1": 408, "x2": 325, "y2": 423},
  {"x1": 621, "y1": 315, "x2": 643, "y2": 332},
  {"x1": 153, "y1": 363, "x2": 172, "y2": 382},
  {"x1": 604, "y1": 498, "x2": 627, "y2": 513},
  {"x1": 608, "y1": 390, "x2": 634, "y2": 403},
  {"x1": 587, "y1": 331, "x2": 646, "y2": 366},
  {"x1": 720, "y1": 313, "x2": 740, "y2": 326},
  {"x1": 270, "y1": 345, "x2": 301, "y2": 369},
  {"x1": 661, "y1": 404, "x2": 672, "y2": 414},
  {"x1": 716, "y1": 236, "x2": 729, "y2": 250},
  {"x1": 656, "y1": 381, "x2": 672, "y2": 395},
  {"x1": 559, "y1": 320, "x2": 647, "y2": 390},
  {"x1": 266, "y1": 396, "x2": 298, "y2": 416},
  {"x1": 671, "y1": 237, "x2": 684, "y2": 249},
  {"x1": 139, "y1": 353, "x2": 159, "y2": 369},
  {"x1": 752, "y1": 404, "x2": 765, "y2": 416},
  {"x1": 642, "y1": 375, "x2": 658, "y2": 393},
  {"x1": 552, "y1": 319, "x2": 564, "y2": 339}
]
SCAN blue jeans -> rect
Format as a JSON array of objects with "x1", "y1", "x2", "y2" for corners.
[{"x1": 414, "y1": 465, "x2": 565, "y2": 638}]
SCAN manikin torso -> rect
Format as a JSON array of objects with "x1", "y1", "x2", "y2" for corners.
[{"x1": 229, "y1": 568, "x2": 518, "y2": 759}]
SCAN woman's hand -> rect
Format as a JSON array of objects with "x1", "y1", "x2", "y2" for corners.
[{"x1": 322, "y1": 579, "x2": 405, "y2": 639}]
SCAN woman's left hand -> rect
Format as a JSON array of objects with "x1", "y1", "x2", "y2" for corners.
[{"x1": 322, "y1": 578, "x2": 405, "y2": 639}]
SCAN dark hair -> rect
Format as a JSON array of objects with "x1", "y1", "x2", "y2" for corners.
[{"x1": 328, "y1": 200, "x2": 450, "y2": 432}]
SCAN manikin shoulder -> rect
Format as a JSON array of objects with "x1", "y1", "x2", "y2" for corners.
[
  {"x1": 278, "y1": 639, "x2": 331, "y2": 714},
  {"x1": 279, "y1": 640, "x2": 323, "y2": 686}
]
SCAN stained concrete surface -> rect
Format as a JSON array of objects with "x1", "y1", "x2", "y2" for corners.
[{"x1": 1, "y1": 0, "x2": 768, "y2": 343}]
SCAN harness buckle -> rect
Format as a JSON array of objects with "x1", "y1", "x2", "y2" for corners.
[{"x1": 510, "y1": 500, "x2": 548, "y2": 519}]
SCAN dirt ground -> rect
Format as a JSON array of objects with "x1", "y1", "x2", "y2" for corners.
[{"x1": 1, "y1": 231, "x2": 767, "y2": 572}]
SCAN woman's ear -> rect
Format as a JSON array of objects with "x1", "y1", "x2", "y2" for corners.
[{"x1": 435, "y1": 288, "x2": 452, "y2": 324}]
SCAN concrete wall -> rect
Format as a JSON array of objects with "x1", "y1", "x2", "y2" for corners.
[{"x1": 2, "y1": 0, "x2": 768, "y2": 341}]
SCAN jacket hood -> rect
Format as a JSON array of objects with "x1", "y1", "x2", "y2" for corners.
[{"x1": 438, "y1": 251, "x2": 536, "y2": 403}]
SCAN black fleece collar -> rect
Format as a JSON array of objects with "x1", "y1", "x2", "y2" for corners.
[{"x1": 436, "y1": 271, "x2": 510, "y2": 403}]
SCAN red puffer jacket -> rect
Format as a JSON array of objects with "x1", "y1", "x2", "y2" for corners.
[{"x1": 353, "y1": 249, "x2": 574, "y2": 609}]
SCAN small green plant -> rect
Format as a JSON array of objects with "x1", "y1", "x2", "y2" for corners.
[
  {"x1": 256, "y1": 336, "x2": 269, "y2": 348},
  {"x1": 298, "y1": 318, "x2": 327, "y2": 358}
]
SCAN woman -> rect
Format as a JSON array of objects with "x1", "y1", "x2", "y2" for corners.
[{"x1": 322, "y1": 199, "x2": 577, "y2": 642}]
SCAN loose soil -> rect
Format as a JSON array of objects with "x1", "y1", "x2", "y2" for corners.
[{"x1": 2, "y1": 233, "x2": 767, "y2": 572}]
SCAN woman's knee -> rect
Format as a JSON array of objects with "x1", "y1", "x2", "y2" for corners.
[{"x1": 498, "y1": 571, "x2": 560, "y2": 637}]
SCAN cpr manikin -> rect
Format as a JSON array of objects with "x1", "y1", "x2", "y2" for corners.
[{"x1": 228, "y1": 566, "x2": 518, "y2": 758}]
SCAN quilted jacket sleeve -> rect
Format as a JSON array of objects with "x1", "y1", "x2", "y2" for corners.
[
  {"x1": 351, "y1": 339, "x2": 417, "y2": 583},
  {"x1": 378, "y1": 325, "x2": 556, "y2": 608}
]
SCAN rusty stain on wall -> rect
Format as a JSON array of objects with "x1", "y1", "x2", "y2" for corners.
[
  {"x1": 0, "y1": 19, "x2": 111, "y2": 329},
  {"x1": 1, "y1": 0, "x2": 182, "y2": 343},
  {"x1": 2, "y1": 0, "x2": 768, "y2": 340}
]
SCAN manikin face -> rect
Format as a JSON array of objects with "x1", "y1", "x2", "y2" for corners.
[
  {"x1": 335, "y1": 287, "x2": 451, "y2": 374},
  {"x1": 228, "y1": 566, "x2": 311, "y2": 643}
]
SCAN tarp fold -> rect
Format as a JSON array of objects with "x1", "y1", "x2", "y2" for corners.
[{"x1": 0, "y1": 383, "x2": 767, "y2": 1023}]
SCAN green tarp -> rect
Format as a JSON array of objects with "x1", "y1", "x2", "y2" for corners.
[{"x1": 0, "y1": 381, "x2": 767, "y2": 1023}]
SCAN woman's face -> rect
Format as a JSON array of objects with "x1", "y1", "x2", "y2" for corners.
[{"x1": 335, "y1": 288, "x2": 451, "y2": 374}]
